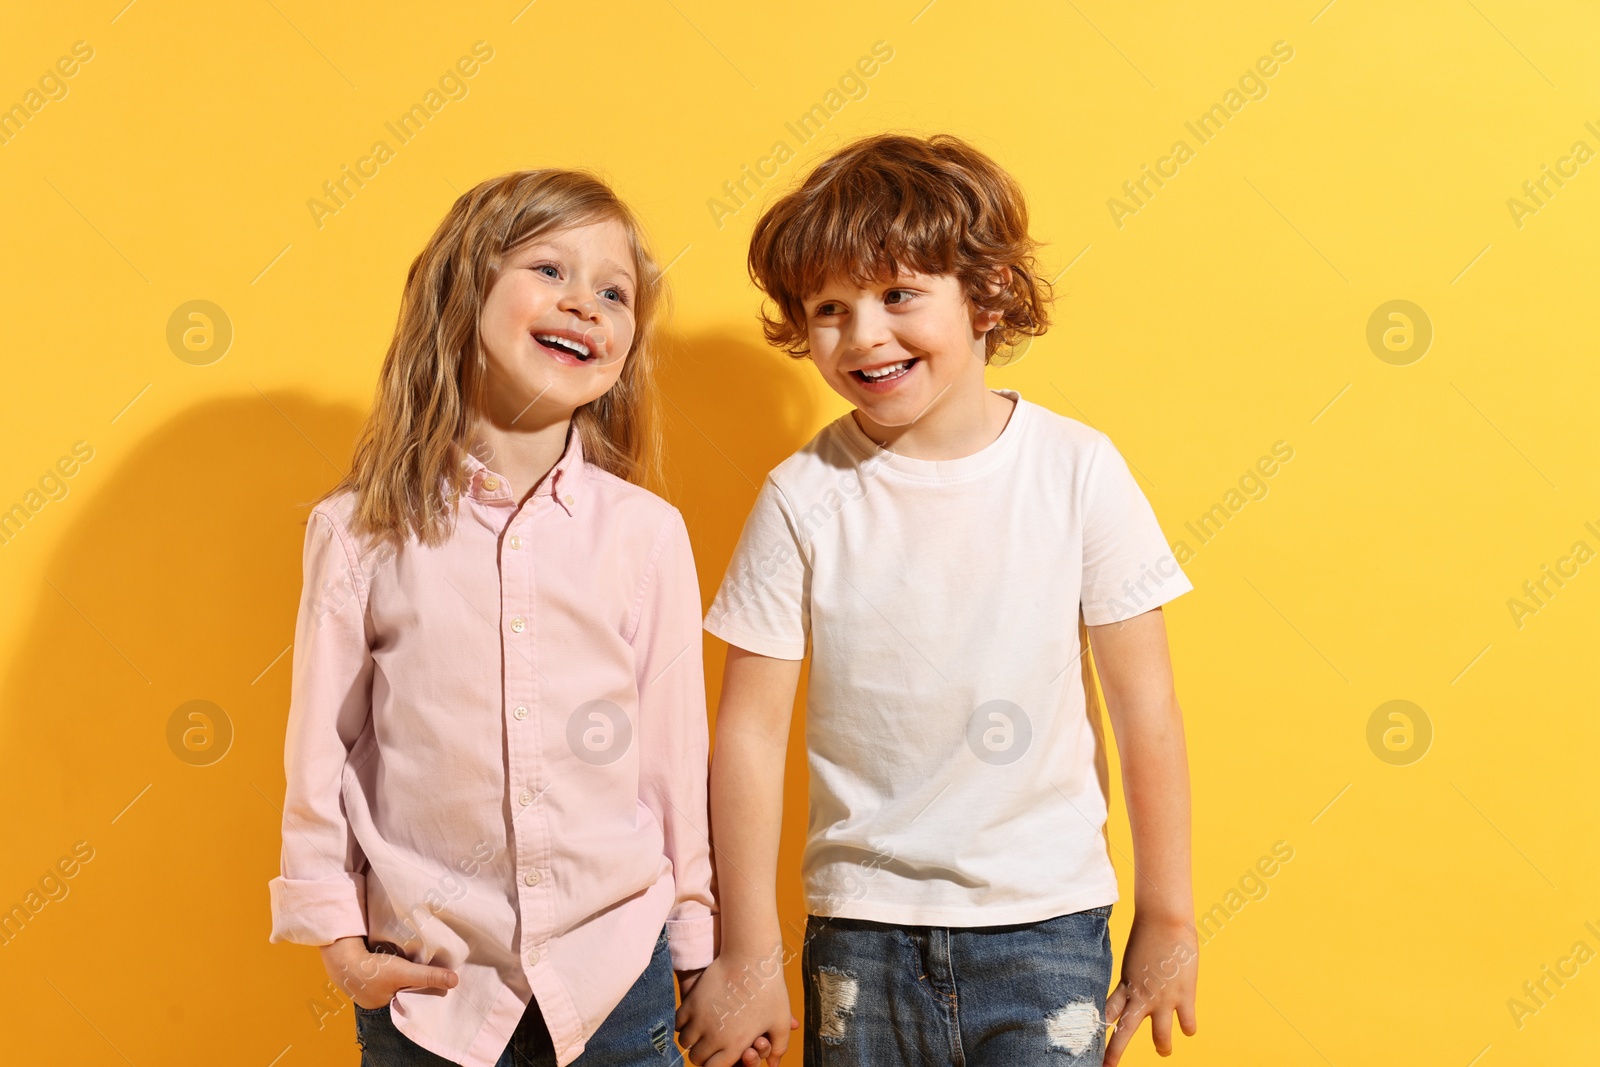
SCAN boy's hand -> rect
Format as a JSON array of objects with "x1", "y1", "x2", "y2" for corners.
[
  {"x1": 681, "y1": 968, "x2": 783, "y2": 1064},
  {"x1": 1103, "y1": 914, "x2": 1197, "y2": 1066},
  {"x1": 676, "y1": 951, "x2": 798, "y2": 1067},
  {"x1": 319, "y1": 936, "x2": 459, "y2": 1010}
]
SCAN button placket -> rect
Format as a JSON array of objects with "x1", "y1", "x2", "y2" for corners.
[{"x1": 500, "y1": 504, "x2": 546, "y2": 977}]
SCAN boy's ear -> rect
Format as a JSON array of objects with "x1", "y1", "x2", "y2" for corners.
[
  {"x1": 984, "y1": 265, "x2": 1014, "y2": 298},
  {"x1": 973, "y1": 265, "x2": 1013, "y2": 330}
]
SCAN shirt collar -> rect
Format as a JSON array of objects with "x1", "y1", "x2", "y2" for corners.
[{"x1": 454, "y1": 429, "x2": 584, "y2": 515}]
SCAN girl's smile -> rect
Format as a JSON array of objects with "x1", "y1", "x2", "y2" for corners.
[
  {"x1": 478, "y1": 217, "x2": 638, "y2": 427},
  {"x1": 532, "y1": 327, "x2": 604, "y2": 366}
]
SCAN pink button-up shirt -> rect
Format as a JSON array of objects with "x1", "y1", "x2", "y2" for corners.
[{"x1": 267, "y1": 431, "x2": 716, "y2": 1067}]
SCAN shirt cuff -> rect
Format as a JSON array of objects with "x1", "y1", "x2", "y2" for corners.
[
  {"x1": 665, "y1": 914, "x2": 716, "y2": 972},
  {"x1": 268, "y1": 872, "x2": 369, "y2": 946}
]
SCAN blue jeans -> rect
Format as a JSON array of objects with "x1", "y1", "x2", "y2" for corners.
[
  {"x1": 355, "y1": 924, "x2": 678, "y2": 1067},
  {"x1": 801, "y1": 906, "x2": 1113, "y2": 1066}
]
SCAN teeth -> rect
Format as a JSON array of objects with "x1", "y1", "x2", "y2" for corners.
[
  {"x1": 859, "y1": 360, "x2": 911, "y2": 380},
  {"x1": 535, "y1": 333, "x2": 592, "y2": 359}
]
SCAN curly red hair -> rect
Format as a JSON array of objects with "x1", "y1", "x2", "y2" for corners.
[{"x1": 748, "y1": 133, "x2": 1052, "y2": 361}]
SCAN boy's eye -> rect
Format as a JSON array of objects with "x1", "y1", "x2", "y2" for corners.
[
  {"x1": 814, "y1": 301, "x2": 843, "y2": 317},
  {"x1": 884, "y1": 289, "x2": 913, "y2": 305}
]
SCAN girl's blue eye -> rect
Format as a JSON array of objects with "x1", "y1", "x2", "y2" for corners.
[
  {"x1": 602, "y1": 287, "x2": 628, "y2": 305},
  {"x1": 536, "y1": 264, "x2": 559, "y2": 278}
]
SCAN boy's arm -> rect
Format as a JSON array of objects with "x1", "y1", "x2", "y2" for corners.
[
  {"x1": 709, "y1": 644, "x2": 800, "y2": 959},
  {"x1": 1086, "y1": 606, "x2": 1199, "y2": 1067},
  {"x1": 675, "y1": 643, "x2": 802, "y2": 1067}
]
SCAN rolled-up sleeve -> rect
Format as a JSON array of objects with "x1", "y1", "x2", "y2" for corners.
[
  {"x1": 267, "y1": 507, "x2": 376, "y2": 945},
  {"x1": 631, "y1": 509, "x2": 717, "y2": 971}
]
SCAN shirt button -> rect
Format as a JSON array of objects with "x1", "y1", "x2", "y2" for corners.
[
  {"x1": 509, "y1": 616, "x2": 525, "y2": 633},
  {"x1": 562, "y1": 494, "x2": 575, "y2": 506},
  {"x1": 482, "y1": 476, "x2": 499, "y2": 491},
  {"x1": 519, "y1": 790, "x2": 534, "y2": 806},
  {"x1": 524, "y1": 870, "x2": 541, "y2": 886},
  {"x1": 509, "y1": 535, "x2": 522, "y2": 550},
  {"x1": 527, "y1": 948, "x2": 540, "y2": 966},
  {"x1": 513, "y1": 705, "x2": 528, "y2": 720}
]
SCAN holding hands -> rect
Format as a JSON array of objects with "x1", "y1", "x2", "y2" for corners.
[{"x1": 676, "y1": 950, "x2": 800, "y2": 1067}]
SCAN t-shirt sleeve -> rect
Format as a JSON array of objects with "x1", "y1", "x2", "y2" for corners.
[
  {"x1": 703, "y1": 477, "x2": 809, "y2": 660},
  {"x1": 1079, "y1": 432, "x2": 1193, "y2": 625}
]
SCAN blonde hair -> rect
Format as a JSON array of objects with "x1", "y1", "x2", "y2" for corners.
[{"x1": 323, "y1": 169, "x2": 667, "y2": 548}]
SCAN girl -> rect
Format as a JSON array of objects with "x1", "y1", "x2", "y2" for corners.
[{"x1": 267, "y1": 170, "x2": 771, "y2": 1067}]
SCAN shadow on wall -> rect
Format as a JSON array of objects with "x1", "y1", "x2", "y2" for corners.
[
  {"x1": 655, "y1": 329, "x2": 821, "y2": 974},
  {"x1": 0, "y1": 391, "x2": 369, "y2": 1062},
  {"x1": 0, "y1": 328, "x2": 819, "y2": 1062}
]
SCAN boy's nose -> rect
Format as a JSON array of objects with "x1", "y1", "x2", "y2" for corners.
[{"x1": 846, "y1": 310, "x2": 892, "y2": 350}]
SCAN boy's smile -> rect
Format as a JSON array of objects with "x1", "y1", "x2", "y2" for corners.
[
  {"x1": 849, "y1": 355, "x2": 919, "y2": 390},
  {"x1": 804, "y1": 269, "x2": 1008, "y2": 454}
]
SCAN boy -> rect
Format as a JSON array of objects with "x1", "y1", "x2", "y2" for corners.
[{"x1": 675, "y1": 134, "x2": 1199, "y2": 1067}]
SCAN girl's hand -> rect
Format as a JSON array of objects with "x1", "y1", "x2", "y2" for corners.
[
  {"x1": 677, "y1": 967, "x2": 707, "y2": 998},
  {"x1": 1103, "y1": 914, "x2": 1198, "y2": 1066},
  {"x1": 319, "y1": 936, "x2": 460, "y2": 1010},
  {"x1": 738, "y1": 1021, "x2": 799, "y2": 1067}
]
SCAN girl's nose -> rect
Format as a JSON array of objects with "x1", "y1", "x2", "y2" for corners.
[{"x1": 560, "y1": 289, "x2": 601, "y2": 321}]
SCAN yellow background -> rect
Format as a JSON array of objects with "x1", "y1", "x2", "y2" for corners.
[{"x1": 2, "y1": 0, "x2": 1597, "y2": 1062}]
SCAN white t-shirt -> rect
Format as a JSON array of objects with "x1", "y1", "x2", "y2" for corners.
[{"x1": 704, "y1": 389, "x2": 1193, "y2": 926}]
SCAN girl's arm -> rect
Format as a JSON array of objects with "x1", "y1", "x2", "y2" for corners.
[
  {"x1": 271, "y1": 508, "x2": 460, "y2": 1007},
  {"x1": 268, "y1": 508, "x2": 376, "y2": 946},
  {"x1": 632, "y1": 510, "x2": 717, "y2": 974}
]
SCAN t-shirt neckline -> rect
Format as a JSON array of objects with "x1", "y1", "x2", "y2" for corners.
[{"x1": 834, "y1": 388, "x2": 1029, "y2": 481}]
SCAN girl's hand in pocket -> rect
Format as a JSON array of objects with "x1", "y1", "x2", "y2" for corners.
[{"x1": 319, "y1": 936, "x2": 460, "y2": 1010}]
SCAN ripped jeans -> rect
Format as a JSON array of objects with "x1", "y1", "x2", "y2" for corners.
[
  {"x1": 801, "y1": 906, "x2": 1113, "y2": 1066},
  {"x1": 354, "y1": 924, "x2": 678, "y2": 1067}
]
